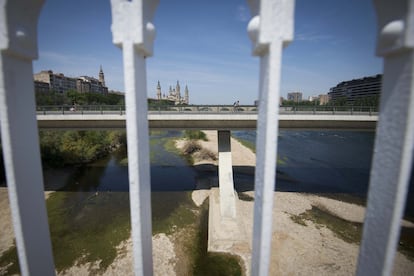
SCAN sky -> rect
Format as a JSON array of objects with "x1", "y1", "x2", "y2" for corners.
[{"x1": 33, "y1": 0, "x2": 383, "y2": 105}]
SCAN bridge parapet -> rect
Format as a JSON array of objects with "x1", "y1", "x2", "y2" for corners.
[{"x1": 36, "y1": 104, "x2": 378, "y2": 116}]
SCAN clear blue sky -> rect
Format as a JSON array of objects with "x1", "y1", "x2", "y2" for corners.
[{"x1": 33, "y1": 0, "x2": 382, "y2": 105}]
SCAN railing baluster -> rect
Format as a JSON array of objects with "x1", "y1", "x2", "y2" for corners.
[
  {"x1": 356, "y1": 1, "x2": 414, "y2": 275},
  {"x1": 110, "y1": 0, "x2": 158, "y2": 274},
  {"x1": 247, "y1": 0, "x2": 295, "y2": 275},
  {"x1": 0, "y1": 1, "x2": 55, "y2": 275}
]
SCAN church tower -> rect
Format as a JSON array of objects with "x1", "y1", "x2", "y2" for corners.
[
  {"x1": 176, "y1": 80, "x2": 181, "y2": 99},
  {"x1": 185, "y1": 85, "x2": 189, "y2": 104},
  {"x1": 99, "y1": 65, "x2": 105, "y2": 87},
  {"x1": 156, "y1": 81, "x2": 161, "y2": 100}
]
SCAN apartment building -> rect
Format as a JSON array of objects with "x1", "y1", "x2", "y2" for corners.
[
  {"x1": 34, "y1": 67, "x2": 108, "y2": 94},
  {"x1": 328, "y1": 74, "x2": 382, "y2": 104}
]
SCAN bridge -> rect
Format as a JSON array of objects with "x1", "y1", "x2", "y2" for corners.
[
  {"x1": 36, "y1": 105, "x2": 379, "y2": 223},
  {"x1": 36, "y1": 105, "x2": 378, "y2": 130}
]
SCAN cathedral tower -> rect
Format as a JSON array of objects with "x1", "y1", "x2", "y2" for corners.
[
  {"x1": 176, "y1": 80, "x2": 181, "y2": 99},
  {"x1": 99, "y1": 65, "x2": 105, "y2": 87},
  {"x1": 184, "y1": 85, "x2": 189, "y2": 104},
  {"x1": 156, "y1": 81, "x2": 161, "y2": 100}
]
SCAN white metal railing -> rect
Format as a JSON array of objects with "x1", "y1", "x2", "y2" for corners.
[{"x1": 0, "y1": 0, "x2": 413, "y2": 276}]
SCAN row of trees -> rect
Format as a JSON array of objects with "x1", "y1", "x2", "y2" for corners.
[
  {"x1": 281, "y1": 95, "x2": 380, "y2": 107},
  {"x1": 36, "y1": 90, "x2": 125, "y2": 106}
]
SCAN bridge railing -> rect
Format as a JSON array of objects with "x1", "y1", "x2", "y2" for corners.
[
  {"x1": 279, "y1": 105, "x2": 378, "y2": 115},
  {"x1": 0, "y1": 1, "x2": 413, "y2": 276},
  {"x1": 36, "y1": 104, "x2": 378, "y2": 115}
]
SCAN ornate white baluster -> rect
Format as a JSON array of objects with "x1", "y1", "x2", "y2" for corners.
[
  {"x1": 110, "y1": 0, "x2": 158, "y2": 274},
  {"x1": 246, "y1": 0, "x2": 295, "y2": 275},
  {"x1": 0, "y1": 0, "x2": 56, "y2": 275},
  {"x1": 357, "y1": 0, "x2": 414, "y2": 275}
]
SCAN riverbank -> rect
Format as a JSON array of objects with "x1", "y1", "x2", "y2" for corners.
[{"x1": 181, "y1": 130, "x2": 414, "y2": 275}]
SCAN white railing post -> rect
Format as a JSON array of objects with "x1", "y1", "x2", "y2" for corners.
[
  {"x1": 0, "y1": 0, "x2": 56, "y2": 275},
  {"x1": 356, "y1": 0, "x2": 414, "y2": 275},
  {"x1": 110, "y1": 0, "x2": 158, "y2": 275},
  {"x1": 246, "y1": 0, "x2": 295, "y2": 275}
]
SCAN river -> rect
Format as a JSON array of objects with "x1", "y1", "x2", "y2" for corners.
[
  {"x1": 2, "y1": 130, "x2": 413, "y2": 274},
  {"x1": 45, "y1": 129, "x2": 414, "y2": 219}
]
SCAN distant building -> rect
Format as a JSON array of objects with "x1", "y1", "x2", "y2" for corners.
[
  {"x1": 308, "y1": 95, "x2": 318, "y2": 102},
  {"x1": 318, "y1": 94, "x2": 330, "y2": 105},
  {"x1": 34, "y1": 80, "x2": 50, "y2": 93},
  {"x1": 34, "y1": 67, "x2": 108, "y2": 94},
  {"x1": 77, "y1": 76, "x2": 108, "y2": 94},
  {"x1": 287, "y1": 92, "x2": 302, "y2": 103},
  {"x1": 328, "y1": 74, "x2": 382, "y2": 104},
  {"x1": 308, "y1": 94, "x2": 330, "y2": 105},
  {"x1": 34, "y1": 70, "x2": 77, "y2": 93},
  {"x1": 99, "y1": 65, "x2": 105, "y2": 87},
  {"x1": 156, "y1": 81, "x2": 189, "y2": 105}
]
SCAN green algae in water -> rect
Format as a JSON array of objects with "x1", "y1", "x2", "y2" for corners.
[
  {"x1": 0, "y1": 191, "x2": 131, "y2": 275},
  {"x1": 151, "y1": 192, "x2": 197, "y2": 235},
  {"x1": 47, "y1": 191, "x2": 131, "y2": 273},
  {"x1": 290, "y1": 205, "x2": 362, "y2": 243},
  {"x1": 238, "y1": 192, "x2": 254, "y2": 202},
  {"x1": 290, "y1": 205, "x2": 414, "y2": 261}
]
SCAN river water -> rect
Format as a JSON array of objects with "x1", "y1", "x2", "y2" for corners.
[
  {"x1": 47, "y1": 130, "x2": 413, "y2": 216},
  {"x1": 233, "y1": 130, "x2": 375, "y2": 194}
]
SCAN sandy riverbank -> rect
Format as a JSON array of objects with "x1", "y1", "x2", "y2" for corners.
[
  {"x1": 1, "y1": 130, "x2": 413, "y2": 275},
  {"x1": 187, "y1": 130, "x2": 414, "y2": 275}
]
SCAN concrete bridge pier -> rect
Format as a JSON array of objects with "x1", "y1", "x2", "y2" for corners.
[
  {"x1": 208, "y1": 131, "x2": 250, "y2": 271},
  {"x1": 218, "y1": 130, "x2": 236, "y2": 218}
]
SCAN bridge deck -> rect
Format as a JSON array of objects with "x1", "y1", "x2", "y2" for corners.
[{"x1": 36, "y1": 113, "x2": 378, "y2": 130}]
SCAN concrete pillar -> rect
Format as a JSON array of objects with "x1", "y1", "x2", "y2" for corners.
[{"x1": 218, "y1": 130, "x2": 236, "y2": 218}]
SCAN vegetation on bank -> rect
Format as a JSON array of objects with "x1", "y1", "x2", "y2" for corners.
[
  {"x1": 179, "y1": 131, "x2": 217, "y2": 165},
  {"x1": 183, "y1": 130, "x2": 208, "y2": 141},
  {"x1": 39, "y1": 130, "x2": 126, "y2": 168}
]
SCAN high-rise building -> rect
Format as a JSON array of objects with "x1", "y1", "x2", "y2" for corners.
[
  {"x1": 328, "y1": 74, "x2": 382, "y2": 104},
  {"x1": 287, "y1": 92, "x2": 302, "y2": 103}
]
